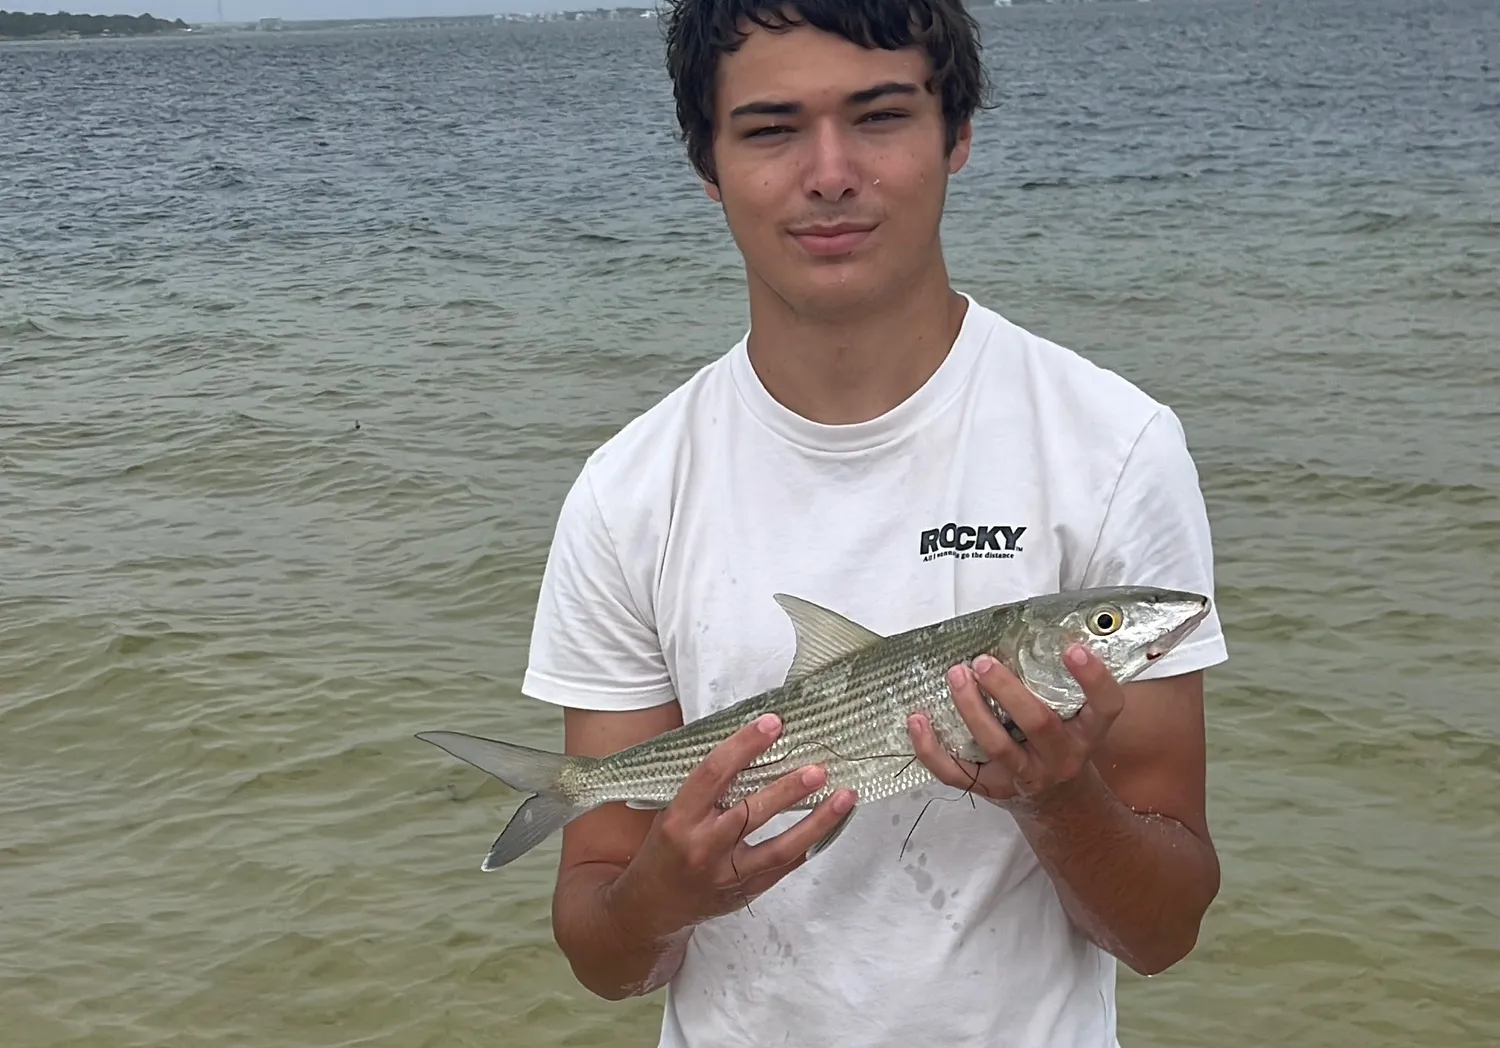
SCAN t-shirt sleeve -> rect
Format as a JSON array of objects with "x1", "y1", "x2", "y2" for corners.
[
  {"x1": 1080, "y1": 406, "x2": 1229, "y2": 681},
  {"x1": 520, "y1": 462, "x2": 679, "y2": 712}
]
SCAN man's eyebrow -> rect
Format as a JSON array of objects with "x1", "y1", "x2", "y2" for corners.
[
  {"x1": 728, "y1": 81, "x2": 921, "y2": 119},
  {"x1": 847, "y1": 80, "x2": 920, "y2": 106},
  {"x1": 729, "y1": 99, "x2": 802, "y2": 118}
]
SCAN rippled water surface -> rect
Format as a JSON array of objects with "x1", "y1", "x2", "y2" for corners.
[{"x1": 2, "y1": 0, "x2": 1498, "y2": 1044}]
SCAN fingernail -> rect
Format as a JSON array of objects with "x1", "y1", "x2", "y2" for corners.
[
  {"x1": 801, "y1": 766, "x2": 825, "y2": 787},
  {"x1": 974, "y1": 655, "x2": 995, "y2": 673},
  {"x1": 1065, "y1": 647, "x2": 1088, "y2": 669},
  {"x1": 756, "y1": 713, "x2": 781, "y2": 734},
  {"x1": 832, "y1": 790, "x2": 855, "y2": 814},
  {"x1": 947, "y1": 666, "x2": 966, "y2": 688}
]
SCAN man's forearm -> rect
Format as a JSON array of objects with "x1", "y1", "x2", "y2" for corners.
[
  {"x1": 1008, "y1": 763, "x2": 1220, "y2": 975},
  {"x1": 551, "y1": 862, "x2": 692, "y2": 1001}
]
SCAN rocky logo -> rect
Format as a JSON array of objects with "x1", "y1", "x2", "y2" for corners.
[{"x1": 919, "y1": 524, "x2": 1026, "y2": 562}]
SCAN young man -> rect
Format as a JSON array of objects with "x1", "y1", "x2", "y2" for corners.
[{"x1": 520, "y1": 1, "x2": 1227, "y2": 1045}]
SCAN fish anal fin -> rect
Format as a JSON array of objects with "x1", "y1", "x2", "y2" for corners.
[{"x1": 773, "y1": 593, "x2": 885, "y2": 683}]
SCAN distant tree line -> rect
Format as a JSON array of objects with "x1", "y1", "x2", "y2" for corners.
[{"x1": 0, "y1": 10, "x2": 189, "y2": 39}]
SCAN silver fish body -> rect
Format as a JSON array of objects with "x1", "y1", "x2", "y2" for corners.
[{"x1": 418, "y1": 585, "x2": 1210, "y2": 871}]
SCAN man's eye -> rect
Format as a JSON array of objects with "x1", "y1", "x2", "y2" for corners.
[
  {"x1": 746, "y1": 125, "x2": 791, "y2": 138},
  {"x1": 862, "y1": 110, "x2": 907, "y2": 123}
]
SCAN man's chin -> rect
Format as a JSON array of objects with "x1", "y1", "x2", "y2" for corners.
[{"x1": 775, "y1": 264, "x2": 889, "y2": 315}]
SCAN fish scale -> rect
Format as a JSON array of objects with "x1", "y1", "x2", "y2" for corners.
[
  {"x1": 418, "y1": 585, "x2": 1210, "y2": 872},
  {"x1": 633, "y1": 622, "x2": 1007, "y2": 810}
]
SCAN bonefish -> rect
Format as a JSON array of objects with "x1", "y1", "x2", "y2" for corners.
[{"x1": 418, "y1": 586, "x2": 1211, "y2": 871}]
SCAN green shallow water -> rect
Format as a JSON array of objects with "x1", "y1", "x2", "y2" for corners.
[{"x1": 2, "y1": 0, "x2": 1498, "y2": 1044}]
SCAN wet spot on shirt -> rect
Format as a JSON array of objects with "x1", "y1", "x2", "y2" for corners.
[
  {"x1": 904, "y1": 863, "x2": 934, "y2": 894},
  {"x1": 931, "y1": 889, "x2": 947, "y2": 910}
]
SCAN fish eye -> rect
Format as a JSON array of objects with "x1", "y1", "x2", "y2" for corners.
[{"x1": 1088, "y1": 606, "x2": 1123, "y2": 636}]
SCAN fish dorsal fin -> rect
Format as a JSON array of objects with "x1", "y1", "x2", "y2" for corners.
[{"x1": 773, "y1": 593, "x2": 885, "y2": 683}]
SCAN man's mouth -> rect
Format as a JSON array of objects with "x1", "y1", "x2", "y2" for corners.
[{"x1": 789, "y1": 223, "x2": 875, "y2": 257}]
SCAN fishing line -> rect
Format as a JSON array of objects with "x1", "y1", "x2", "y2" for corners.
[
  {"x1": 724, "y1": 737, "x2": 990, "y2": 880},
  {"x1": 750, "y1": 739, "x2": 925, "y2": 771},
  {"x1": 726, "y1": 741, "x2": 918, "y2": 920},
  {"x1": 730, "y1": 799, "x2": 756, "y2": 917},
  {"x1": 899, "y1": 760, "x2": 983, "y2": 861}
]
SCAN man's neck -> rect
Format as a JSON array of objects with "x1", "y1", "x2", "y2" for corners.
[{"x1": 743, "y1": 268, "x2": 970, "y2": 427}]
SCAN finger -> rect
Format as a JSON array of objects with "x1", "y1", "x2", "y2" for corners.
[
  {"x1": 676, "y1": 713, "x2": 783, "y2": 820},
  {"x1": 712, "y1": 763, "x2": 829, "y2": 844},
  {"x1": 908, "y1": 714, "x2": 1021, "y2": 803},
  {"x1": 1063, "y1": 645, "x2": 1127, "y2": 729},
  {"x1": 1065, "y1": 698, "x2": 1109, "y2": 748},
  {"x1": 740, "y1": 788, "x2": 858, "y2": 874},
  {"x1": 739, "y1": 844, "x2": 821, "y2": 900},
  {"x1": 947, "y1": 662, "x2": 1037, "y2": 779},
  {"x1": 906, "y1": 711, "x2": 984, "y2": 792},
  {"x1": 969, "y1": 656, "x2": 1096, "y2": 783}
]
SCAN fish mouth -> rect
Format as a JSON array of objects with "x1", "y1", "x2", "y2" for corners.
[{"x1": 1143, "y1": 599, "x2": 1211, "y2": 663}]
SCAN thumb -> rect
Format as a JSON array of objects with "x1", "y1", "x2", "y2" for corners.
[{"x1": 1064, "y1": 645, "x2": 1125, "y2": 722}]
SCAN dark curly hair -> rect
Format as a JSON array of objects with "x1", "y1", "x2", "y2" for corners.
[{"x1": 662, "y1": 0, "x2": 993, "y2": 184}]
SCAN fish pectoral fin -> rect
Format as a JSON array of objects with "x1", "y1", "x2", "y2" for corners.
[
  {"x1": 624, "y1": 799, "x2": 670, "y2": 810},
  {"x1": 805, "y1": 805, "x2": 857, "y2": 861},
  {"x1": 773, "y1": 593, "x2": 886, "y2": 682},
  {"x1": 955, "y1": 739, "x2": 990, "y2": 763}
]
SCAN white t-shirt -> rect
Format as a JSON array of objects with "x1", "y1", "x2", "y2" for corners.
[{"x1": 522, "y1": 292, "x2": 1228, "y2": 1048}]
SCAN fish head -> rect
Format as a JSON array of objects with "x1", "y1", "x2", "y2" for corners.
[{"x1": 1009, "y1": 586, "x2": 1211, "y2": 718}]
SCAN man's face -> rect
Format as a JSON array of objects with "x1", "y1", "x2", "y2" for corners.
[{"x1": 706, "y1": 20, "x2": 971, "y2": 318}]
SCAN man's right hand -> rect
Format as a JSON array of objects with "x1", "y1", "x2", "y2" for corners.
[
  {"x1": 551, "y1": 705, "x2": 857, "y2": 999},
  {"x1": 610, "y1": 713, "x2": 858, "y2": 935}
]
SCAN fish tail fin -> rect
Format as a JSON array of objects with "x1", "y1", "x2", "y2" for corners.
[
  {"x1": 416, "y1": 730, "x2": 597, "y2": 871},
  {"x1": 481, "y1": 791, "x2": 578, "y2": 872}
]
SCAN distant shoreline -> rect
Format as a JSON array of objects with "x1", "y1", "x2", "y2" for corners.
[
  {"x1": 0, "y1": 1, "x2": 1132, "y2": 45},
  {"x1": 0, "y1": 11, "x2": 190, "y2": 40},
  {"x1": 0, "y1": 9, "x2": 658, "y2": 41}
]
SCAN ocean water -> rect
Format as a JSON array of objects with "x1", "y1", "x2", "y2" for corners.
[{"x1": 1, "y1": 0, "x2": 1497, "y2": 1044}]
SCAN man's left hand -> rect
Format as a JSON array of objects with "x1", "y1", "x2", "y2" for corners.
[{"x1": 907, "y1": 646, "x2": 1127, "y2": 809}]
